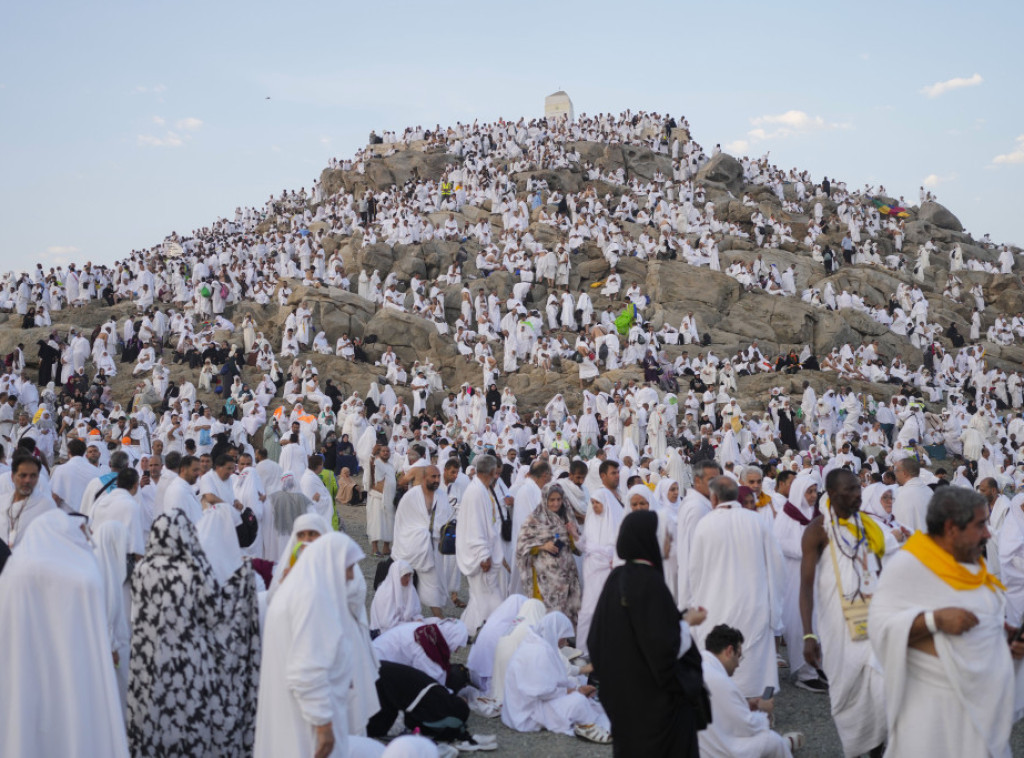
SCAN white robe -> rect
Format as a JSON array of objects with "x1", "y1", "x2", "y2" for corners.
[
  {"x1": 392, "y1": 486, "x2": 452, "y2": 609},
  {"x1": 90, "y1": 488, "x2": 147, "y2": 556},
  {"x1": 369, "y1": 559, "x2": 423, "y2": 633},
  {"x1": 366, "y1": 459, "x2": 396, "y2": 543},
  {"x1": 869, "y1": 547, "x2": 1016, "y2": 758},
  {"x1": 0, "y1": 511, "x2": 130, "y2": 758},
  {"x1": 300, "y1": 469, "x2": 334, "y2": 523},
  {"x1": 509, "y1": 478, "x2": 542, "y2": 594},
  {"x1": 698, "y1": 650, "x2": 792, "y2": 758},
  {"x1": 502, "y1": 629, "x2": 609, "y2": 735},
  {"x1": 577, "y1": 487, "x2": 625, "y2": 655},
  {"x1": 998, "y1": 500, "x2": 1024, "y2": 625},
  {"x1": 50, "y1": 455, "x2": 101, "y2": 512},
  {"x1": 465, "y1": 593, "x2": 526, "y2": 693},
  {"x1": 0, "y1": 487, "x2": 57, "y2": 547},
  {"x1": 675, "y1": 488, "x2": 711, "y2": 609},
  {"x1": 688, "y1": 503, "x2": 783, "y2": 698},
  {"x1": 814, "y1": 513, "x2": 887, "y2": 756},
  {"x1": 456, "y1": 477, "x2": 507, "y2": 636},
  {"x1": 254, "y1": 534, "x2": 371, "y2": 758},
  {"x1": 892, "y1": 478, "x2": 932, "y2": 534},
  {"x1": 771, "y1": 477, "x2": 818, "y2": 682}
]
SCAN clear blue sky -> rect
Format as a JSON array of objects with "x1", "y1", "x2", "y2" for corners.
[{"x1": 2, "y1": 0, "x2": 1021, "y2": 272}]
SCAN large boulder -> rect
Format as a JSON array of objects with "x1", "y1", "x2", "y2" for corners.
[
  {"x1": 918, "y1": 201, "x2": 964, "y2": 232},
  {"x1": 356, "y1": 243, "x2": 397, "y2": 274},
  {"x1": 362, "y1": 310, "x2": 439, "y2": 365},
  {"x1": 645, "y1": 261, "x2": 743, "y2": 310},
  {"x1": 697, "y1": 153, "x2": 744, "y2": 194}
]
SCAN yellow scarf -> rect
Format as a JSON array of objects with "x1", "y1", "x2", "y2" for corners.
[
  {"x1": 903, "y1": 532, "x2": 1005, "y2": 593},
  {"x1": 823, "y1": 495, "x2": 886, "y2": 558}
]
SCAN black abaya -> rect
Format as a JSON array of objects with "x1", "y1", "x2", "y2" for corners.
[
  {"x1": 367, "y1": 661, "x2": 470, "y2": 741},
  {"x1": 588, "y1": 510, "x2": 708, "y2": 757},
  {"x1": 778, "y1": 409, "x2": 797, "y2": 450},
  {"x1": 36, "y1": 341, "x2": 59, "y2": 387}
]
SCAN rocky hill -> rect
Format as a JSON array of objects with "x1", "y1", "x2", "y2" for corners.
[{"x1": 3, "y1": 117, "x2": 1021, "y2": 421}]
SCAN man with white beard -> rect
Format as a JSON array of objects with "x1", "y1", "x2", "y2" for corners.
[
  {"x1": 393, "y1": 465, "x2": 452, "y2": 618},
  {"x1": 456, "y1": 454, "x2": 508, "y2": 636},
  {"x1": 688, "y1": 476, "x2": 783, "y2": 698},
  {"x1": 671, "y1": 459, "x2": 717, "y2": 605},
  {"x1": 870, "y1": 487, "x2": 1021, "y2": 758}
]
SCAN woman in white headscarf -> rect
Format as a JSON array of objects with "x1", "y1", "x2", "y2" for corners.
[
  {"x1": 267, "y1": 512, "x2": 331, "y2": 598},
  {"x1": 255, "y1": 532, "x2": 383, "y2": 758},
  {"x1": 860, "y1": 482, "x2": 908, "y2": 554},
  {"x1": 486, "y1": 598, "x2": 547, "y2": 704},
  {"x1": 93, "y1": 520, "x2": 132, "y2": 713},
  {"x1": 0, "y1": 510, "x2": 131, "y2": 758},
  {"x1": 951, "y1": 465, "x2": 972, "y2": 488},
  {"x1": 502, "y1": 610, "x2": 611, "y2": 742},
  {"x1": 312, "y1": 330, "x2": 332, "y2": 355},
  {"x1": 370, "y1": 559, "x2": 424, "y2": 634},
  {"x1": 466, "y1": 593, "x2": 527, "y2": 697},
  {"x1": 665, "y1": 446, "x2": 690, "y2": 490},
  {"x1": 652, "y1": 478, "x2": 680, "y2": 601},
  {"x1": 263, "y1": 472, "x2": 315, "y2": 562}
]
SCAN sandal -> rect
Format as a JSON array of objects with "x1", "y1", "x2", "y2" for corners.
[
  {"x1": 451, "y1": 596, "x2": 467, "y2": 609},
  {"x1": 574, "y1": 723, "x2": 612, "y2": 745},
  {"x1": 784, "y1": 732, "x2": 806, "y2": 751}
]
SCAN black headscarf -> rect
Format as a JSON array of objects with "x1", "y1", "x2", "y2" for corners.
[
  {"x1": 486, "y1": 384, "x2": 501, "y2": 415},
  {"x1": 616, "y1": 510, "x2": 662, "y2": 573}
]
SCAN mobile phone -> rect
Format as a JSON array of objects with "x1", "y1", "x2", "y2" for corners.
[{"x1": 761, "y1": 686, "x2": 775, "y2": 700}]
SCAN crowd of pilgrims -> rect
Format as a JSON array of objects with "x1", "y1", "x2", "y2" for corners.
[{"x1": 3, "y1": 108, "x2": 1024, "y2": 757}]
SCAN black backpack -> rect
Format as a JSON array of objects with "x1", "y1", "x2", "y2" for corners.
[{"x1": 438, "y1": 519, "x2": 458, "y2": 555}]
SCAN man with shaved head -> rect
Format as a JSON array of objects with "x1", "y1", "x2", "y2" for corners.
[{"x1": 392, "y1": 464, "x2": 453, "y2": 618}]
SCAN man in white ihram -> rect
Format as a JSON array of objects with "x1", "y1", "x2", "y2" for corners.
[
  {"x1": 699, "y1": 623, "x2": 803, "y2": 757},
  {"x1": 508, "y1": 460, "x2": 550, "y2": 594},
  {"x1": 392, "y1": 464, "x2": 452, "y2": 619},
  {"x1": 688, "y1": 475, "x2": 783, "y2": 698},
  {"x1": 456, "y1": 454, "x2": 508, "y2": 636},
  {"x1": 675, "y1": 460, "x2": 721, "y2": 610},
  {"x1": 870, "y1": 487, "x2": 1024, "y2": 757},
  {"x1": 892, "y1": 457, "x2": 932, "y2": 534}
]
